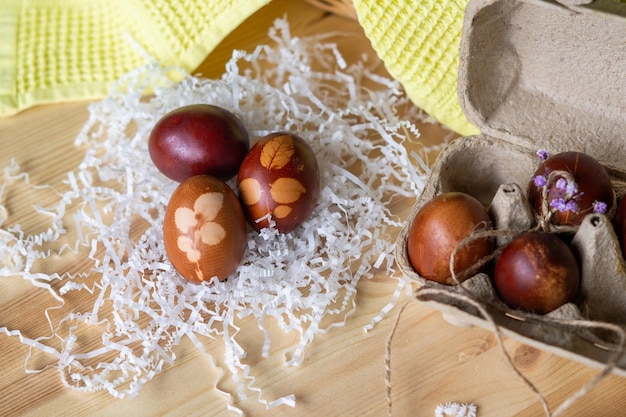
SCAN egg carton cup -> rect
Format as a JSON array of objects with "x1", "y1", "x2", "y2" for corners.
[{"x1": 395, "y1": 0, "x2": 626, "y2": 375}]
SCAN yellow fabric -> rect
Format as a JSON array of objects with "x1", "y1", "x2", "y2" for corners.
[
  {"x1": 7, "y1": 0, "x2": 621, "y2": 125},
  {"x1": 0, "y1": 0, "x2": 270, "y2": 116},
  {"x1": 353, "y1": 0, "x2": 479, "y2": 136}
]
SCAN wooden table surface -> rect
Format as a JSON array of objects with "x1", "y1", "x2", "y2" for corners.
[{"x1": 2, "y1": 1, "x2": 626, "y2": 416}]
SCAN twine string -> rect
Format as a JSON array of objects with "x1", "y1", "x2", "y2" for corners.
[
  {"x1": 535, "y1": 168, "x2": 612, "y2": 234},
  {"x1": 385, "y1": 299, "x2": 410, "y2": 417},
  {"x1": 449, "y1": 227, "x2": 626, "y2": 416},
  {"x1": 385, "y1": 223, "x2": 626, "y2": 416},
  {"x1": 538, "y1": 169, "x2": 574, "y2": 232},
  {"x1": 446, "y1": 228, "x2": 552, "y2": 415}
]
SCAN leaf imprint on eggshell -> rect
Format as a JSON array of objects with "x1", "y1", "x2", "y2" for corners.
[
  {"x1": 175, "y1": 207, "x2": 197, "y2": 233},
  {"x1": 260, "y1": 135, "x2": 294, "y2": 170},
  {"x1": 177, "y1": 236, "x2": 201, "y2": 262},
  {"x1": 175, "y1": 192, "x2": 226, "y2": 261},
  {"x1": 239, "y1": 178, "x2": 262, "y2": 205},
  {"x1": 194, "y1": 192, "x2": 224, "y2": 221},
  {"x1": 199, "y1": 222, "x2": 226, "y2": 245},
  {"x1": 270, "y1": 177, "x2": 306, "y2": 204},
  {"x1": 273, "y1": 205, "x2": 292, "y2": 219}
]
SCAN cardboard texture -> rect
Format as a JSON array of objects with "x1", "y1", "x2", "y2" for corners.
[{"x1": 396, "y1": 0, "x2": 626, "y2": 374}]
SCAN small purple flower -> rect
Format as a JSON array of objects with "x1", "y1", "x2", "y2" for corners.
[
  {"x1": 592, "y1": 200, "x2": 608, "y2": 214},
  {"x1": 550, "y1": 198, "x2": 579, "y2": 213},
  {"x1": 565, "y1": 181, "x2": 578, "y2": 195},
  {"x1": 554, "y1": 178, "x2": 579, "y2": 195},
  {"x1": 536, "y1": 149, "x2": 549, "y2": 161},
  {"x1": 565, "y1": 200, "x2": 579, "y2": 213},
  {"x1": 550, "y1": 198, "x2": 567, "y2": 212},
  {"x1": 533, "y1": 175, "x2": 547, "y2": 188}
]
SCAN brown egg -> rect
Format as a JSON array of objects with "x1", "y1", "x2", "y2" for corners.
[
  {"x1": 527, "y1": 151, "x2": 614, "y2": 226},
  {"x1": 163, "y1": 175, "x2": 247, "y2": 283},
  {"x1": 494, "y1": 231, "x2": 580, "y2": 314},
  {"x1": 407, "y1": 192, "x2": 494, "y2": 285},
  {"x1": 237, "y1": 132, "x2": 320, "y2": 233}
]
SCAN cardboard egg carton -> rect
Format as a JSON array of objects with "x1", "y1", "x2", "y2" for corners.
[{"x1": 395, "y1": 0, "x2": 626, "y2": 374}]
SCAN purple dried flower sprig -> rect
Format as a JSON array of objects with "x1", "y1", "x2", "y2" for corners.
[
  {"x1": 556, "y1": 177, "x2": 579, "y2": 195},
  {"x1": 549, "y1": 198, "x2": 579, "y2": 214},
  {"x1": 533, "y1": 174, "x2": 547, "y2": 188},
  {"x1": 533, "y1": 149, "x2": 608, "y2": 216},
  {"x1": 536, "y1": 148, "x2": 549, "y2": 161},
  {"x1": 592, "y1": 200, "x2": 608, "y2": 214},
  {"x1": 530, "y1": 149, "x2": 615, "y2": 233}
]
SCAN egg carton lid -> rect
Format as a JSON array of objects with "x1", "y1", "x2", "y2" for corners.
[
  {"x1": 457, "y1": 0, "x2": 626, "y2": 166},
  {"x1": 396, "y1": 0, "x2": 626, "y2": 377}
]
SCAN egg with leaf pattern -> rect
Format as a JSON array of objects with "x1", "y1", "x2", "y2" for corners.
[
  {"x1": 163, "y1": 175, "x2": 247, "y2": 283},
  {"x1": 237, "y1": 132, "x2": 320, "y2": 233}
]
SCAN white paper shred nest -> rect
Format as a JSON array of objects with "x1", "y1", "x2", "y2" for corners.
[{"x1": 0, "y1": 18, "x2": 435, "y2": 412}]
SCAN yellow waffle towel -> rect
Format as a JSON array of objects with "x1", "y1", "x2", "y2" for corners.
[
  {"x1": 0, "y1": 0, "x2": 270, "y2": 117},
  {"x1": 353, "y1": 0, "x2": 479, "y2": 136},
  {"x1": 354, "y1": 0, "x2": 626, "y2": 136}
]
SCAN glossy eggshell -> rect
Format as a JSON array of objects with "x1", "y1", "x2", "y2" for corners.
[
  {"x1": 527, "y1": 151, "x2": 614, "y2": 226},
  {"x1": 163, "y1": 175, "x2": 247, "y2": 283},
  {"x1": 149, "y1": 104, "x2": 249, "y2": 182},
  {"x1": 407, "y1": 192, "x2": 494, "y2": 285},
  {"x1": 494, "y1": 231, "x2": 580, "y2": 314},
  {"x1": 237, "y1": 132, "x2": 320, "y2": 233}
]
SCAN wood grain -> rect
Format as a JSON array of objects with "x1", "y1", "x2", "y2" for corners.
[{"x1": 2, "y1": 0, "x2": 626, "y2": 416}]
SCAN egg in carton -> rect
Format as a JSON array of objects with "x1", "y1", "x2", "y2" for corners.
[{"x1": 395, "y1": 0, "x2": 626, "y2": 375}]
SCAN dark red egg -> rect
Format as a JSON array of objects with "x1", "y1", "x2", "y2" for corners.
[
  {"x1": 528, "y1": 151, "x2": 614, "y2": 226},
  {"x1": 406, "y1": 192, "x2": 494, "y2": 285},
  {"x1": 494, "y1": 231, "x2": 580, "y2": 314},
  {"x1": 237, "y1": 132, "x2": 320, "y2": 233},
  {"x1": 149, "y1": 104, "x2": 249, "y2": 182},
  {"x1": 163, "y1": 175, "x2": 247, "y2": 283}
]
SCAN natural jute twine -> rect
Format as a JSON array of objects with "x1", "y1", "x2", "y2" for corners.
[{"x1": 385, "y1": 176, "x2": 626, "y2": 416}]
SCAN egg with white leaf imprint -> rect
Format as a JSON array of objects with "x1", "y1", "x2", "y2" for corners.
[
  {"x1": 238, "y1": 132, "x2": 320, "y2": 233},
  {"x1": 163, "y1": 175, "x2": 247, "y2": 283}
]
